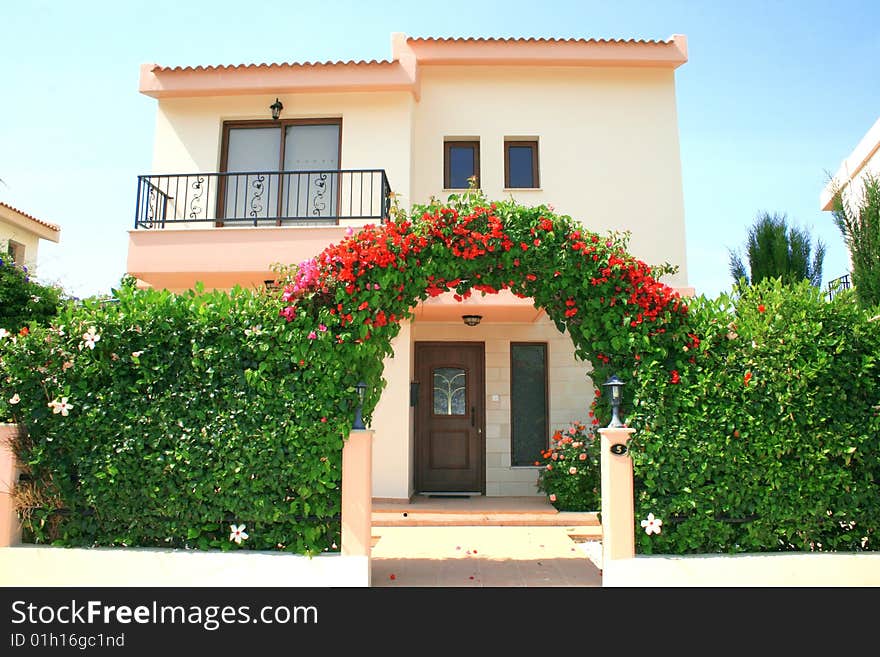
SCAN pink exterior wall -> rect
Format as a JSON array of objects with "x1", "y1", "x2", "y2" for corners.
[
  {"x1": 0, "y1": 424, "x2": 21, "y2": 547},
  {"x1": 599, "y1": 427, "x2": 636, "y2": 561},
  {"x1": 341, "y1": 430, "x2": 373, "y2": 562}
]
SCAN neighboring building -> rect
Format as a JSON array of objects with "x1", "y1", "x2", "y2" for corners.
[
  {"x1": 127, "y1": 33, "x2": 691, "y2": 501},
  {"x1": 820, "y1": 116, "x2": 880, "y2": 297},
  {"x1": 0, "y1": 202, "x2": 61, "y2": 271},
  {"x1": 820, "y1": 116, "x2": 880, "y2": 215}
]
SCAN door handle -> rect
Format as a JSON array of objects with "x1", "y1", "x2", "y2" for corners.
[{"x1": 471, "y1": 406, "x2": 476, "y2": 427}]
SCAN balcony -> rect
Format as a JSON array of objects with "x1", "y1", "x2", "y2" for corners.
[
  {"x1": 128, "y1": 169, "x2": 391, "y2": 291},
  {"x1": 134, "y1": 169, "x2": 391, "y2": 228},
  {"x1": 826, "y1": 273, "x2": 852, "y2": 301}
]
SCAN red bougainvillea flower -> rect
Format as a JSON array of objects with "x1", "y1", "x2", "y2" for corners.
[
  {"x1": 670, "y1": 370, "x2": 681, "y2": 384},
  {"x1": 758, "y1": 304, "x2": 766, "y2": 313},
  {"x1": 744, "y1": 371, "x2": 752, "y2": 386}
]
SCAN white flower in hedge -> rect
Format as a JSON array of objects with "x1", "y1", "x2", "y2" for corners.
[
  {"x1": 229, "y1": 524, "x2": 249, "y2": 544},
  {"x1": 48, "y1": 397, "x2": 73, "y2": 416},
  {"x1": 9, "y1": 393, "x2": 20, "y2": 404},
  {"x1": 0, "y1": 328, "x2": 9, "y2": 340},
  {"x1": 81, "y1": 326, "x2": 100, "y2": 350},
  {"x1": 641, "y1": 513, "x2": 663, "y2": 535}
]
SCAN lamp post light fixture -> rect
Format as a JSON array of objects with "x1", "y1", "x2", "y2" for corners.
[
  {"x1": 352, "y1": 381, "x2": 367, "y2": 430},
  {"x1": 603, "y1": 374, "x2": 625, "y2": 429},
  {"x1": 462, "y1": 314, "x2": 482, "y2": 327},
  {"x1": 270, "y1": 98, "x2": 284, "y2": 121}
]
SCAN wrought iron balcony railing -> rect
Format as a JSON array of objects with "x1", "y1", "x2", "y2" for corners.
[
  {"x1": 826, "y1": 273, "x2": 852, "y2": 301},
  {"x1": 134, "y1": 169, "x2": 391, "y2": 228}
]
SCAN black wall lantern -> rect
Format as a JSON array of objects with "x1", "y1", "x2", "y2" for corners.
[
  {"x1": 270, "y1": 98, "x2": 284, "y2": 121},
  {"x1": 462, "y1": 314, "x2": 482, "y2": 327},
  {"x1": 353, "y1": 381, "x2": 367, "y2": 430},
  {"x1": 603, "y1": 374, "x2": 625, "y2": 428}
]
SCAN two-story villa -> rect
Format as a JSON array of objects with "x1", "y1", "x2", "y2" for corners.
[{"x1": 127, "y1": 33, "x2": 691, "y2": 502}]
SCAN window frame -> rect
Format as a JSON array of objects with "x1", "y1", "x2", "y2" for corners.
[
  {"x1": 509, "y1": 342, "x2": 549, "y2": 467},
  {"x1": 7, "y1": 240, "x2": 25, "y2": 266},
  {"x1": 217, "y1": 118, "x2": 342, "y2": 225},
  {"x1": 504, "y1": 140, "x2": 539, "y2": 189},
  {"x1": 443, "y1": 140, "x2": 481, "y2": 190}
]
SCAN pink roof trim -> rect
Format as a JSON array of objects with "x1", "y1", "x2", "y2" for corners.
[
  {"x1": 140, "y1": 32, "x2": 687, "y2": 99},
  {"x1": 0, "y1": 201, "x2": 61, "y2": 233}
]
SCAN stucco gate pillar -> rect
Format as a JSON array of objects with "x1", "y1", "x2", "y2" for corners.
[{"x1": 599, "y1": 427, "x2": 636, "y2": 565}]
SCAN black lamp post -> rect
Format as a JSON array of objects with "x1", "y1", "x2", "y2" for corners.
[
  {"x1": 603, "y1": 375, "x2": 625, "y2": 428},
  {"x1": 270, "y1": 98, "x2": 283, "y2": 120},
  {"x1": 353, "y1": 381, "x2": 367, "y2": 430}
]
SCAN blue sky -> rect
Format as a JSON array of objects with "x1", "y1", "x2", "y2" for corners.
[{"x1": 2, "y1": 0, "x2": 877, "y2": 299}]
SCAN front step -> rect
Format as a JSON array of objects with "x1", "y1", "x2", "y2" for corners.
[{"x1": 372, "y1": 509, "x2": 600, "y2": 529}]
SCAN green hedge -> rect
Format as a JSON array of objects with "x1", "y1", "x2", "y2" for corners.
[
  {"x1": 628, "y1": 280, "x2": 880, "y2": 553},
  {"x1": 0, "y1": 284, "x2": 378, "y2": 553}
]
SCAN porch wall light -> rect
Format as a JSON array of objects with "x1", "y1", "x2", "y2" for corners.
[
  {"x1": 270, "y1": 98, "x2": 284, "y2": 121},
  {"x1": 353, "y1": 381, "x2": 367, "y2": 430},
  {"x1": 462, "y1": 314, "x2": 482, "y2": 327},
  {"x1": 603, "y1": 374, "x2": 625, "y2": 428}
]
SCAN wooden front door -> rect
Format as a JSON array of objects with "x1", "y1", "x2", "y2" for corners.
[{"x1": 415, "y1": 342, "x2": 485, "y2": 494}]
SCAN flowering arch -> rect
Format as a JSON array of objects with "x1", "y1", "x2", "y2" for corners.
[{"x1": 278, "y1": 193, "x2": 691, "y2": 426}]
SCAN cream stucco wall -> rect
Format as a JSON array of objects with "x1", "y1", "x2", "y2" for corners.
[
  {"x1": 411, "y1": 65, "x2": 689, "y2": 288},
  {"x1": 0, "y1": 219, "x2": 40, "y2": 270}
]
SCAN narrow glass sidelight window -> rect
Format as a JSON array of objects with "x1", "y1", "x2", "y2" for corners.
[
  {"x1": 504, "y1": 140, "x2": 539, "y2": 189},
  {"x1": 444, "y1": 140, "x2": 480, "y2": 189},
  {"x1": 510, "y1": 343, "x2": 548, "y2": 466}
]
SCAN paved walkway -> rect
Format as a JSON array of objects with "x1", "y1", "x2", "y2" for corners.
[{"x1": 370, "y1": 526, "x2": 602, "y2": 587}]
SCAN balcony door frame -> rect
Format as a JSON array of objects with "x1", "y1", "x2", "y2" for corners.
[{"x1": 216, "y1": 118, "x2": 343, "y2": 227}]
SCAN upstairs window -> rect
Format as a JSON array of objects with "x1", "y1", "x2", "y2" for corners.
[
  {"x1": 505, "y1": 140, "x2": 539, "y2": 189},
  {"x1": 444, "y1": 140, "x2": 480, "y2": 189}
]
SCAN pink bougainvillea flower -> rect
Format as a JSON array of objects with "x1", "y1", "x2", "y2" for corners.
[
  {"x1": 318, "y1": 324, "x2": 327, "y2": 332},
  {"x1": 569, "y1": 466, "x2": 577, "y2": 475},
  {"x1": 549, "y1": 494, "x2": 557, "y2": 502},
  {"x1": 579, "y1": 453, "x2": 587, "y2": 461},
  {"x1": 345, "y1": 227, "x2": 354, "y2": 236},
  {"x1": 640, "y1": 513, "x2": 663, "y2": 535},
  {"x1": 308, "y1": 331, "x2": 317, "y2": 340}
]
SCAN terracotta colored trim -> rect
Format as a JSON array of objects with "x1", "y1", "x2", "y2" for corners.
[
  {"x1": 139, "y1": 60, "x2": 416, "y2": 99},
  {"x1": 0, "y1": 202, "x2": 61, "y2": 242},
  {"x1": 398, "y1": 33, "x2": 688, "y2": 69},
  {"x1": 139, "y1": 33, "x2": 687, "y2": 99}
]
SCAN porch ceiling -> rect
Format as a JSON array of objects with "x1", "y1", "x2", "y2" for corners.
[{"x1": 412, "y1": 290, "x2": 544, "y2": 323}]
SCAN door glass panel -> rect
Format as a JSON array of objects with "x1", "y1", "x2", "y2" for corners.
[
  {"x1": 433, "y1": 368, "x2": 466, "y2": 416},
  {"x1": 224, "y1": 127, "x2": 281, "y2": 221},
  {"x1": 282, "y1": 124, "x2": 340, "y2": 221}
]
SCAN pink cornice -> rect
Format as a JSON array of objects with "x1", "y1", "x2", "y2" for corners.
[{"x1": 139, "y1": 32, "x2": 687, "y2": 99}]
